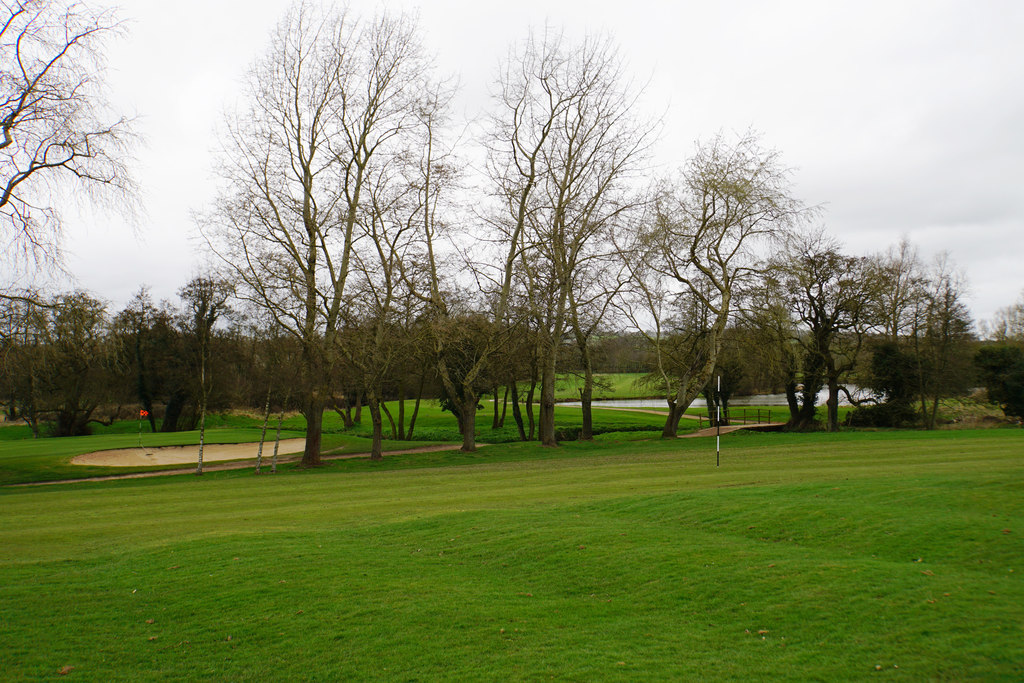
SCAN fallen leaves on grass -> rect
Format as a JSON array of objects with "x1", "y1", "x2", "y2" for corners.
[
  {"x1": 145, "y1": 619, "x2": 154, "y2": 624},
  {"x1": 167, "y1": 565, "x2": 180, "y2": 571},
  {"x1": 58, "y1": 666, "x2": 75, "y2": 675}
]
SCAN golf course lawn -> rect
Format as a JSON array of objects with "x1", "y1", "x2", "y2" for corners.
[{"x1": 1, "y1": 428, "x2": 1022, "y2": 680}]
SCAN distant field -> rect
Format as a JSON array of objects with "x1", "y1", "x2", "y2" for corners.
[
  {"x1": 2, "y1": 428, "x2": 1022, "y2": 679},
  {"x1": 509, "y1": 372, "x2": 654, "y2": 401}
]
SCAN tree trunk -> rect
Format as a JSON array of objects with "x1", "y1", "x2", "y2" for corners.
[
  {"x1": 271, "y1": 394, "x2": 288, "y2": 474},
  {"x1": 510, "y1": 379, "x2": 527, "y2": 441},
  {"x1": 144, "y1": 400, "x2": 156, "y2": 433},
  {"x1": 579, "y1": 385, "x2": 593, "y2": 441},
  {"x1": 826, "y1": 379, "x2": 840, "y2": 432},
  {"x1": 525, "y1": 380, "x2": 536, "y2": 441},
  {"x1": 539, "y1": 357, "x2": 557, "y2": 447},
  {"x1": 491, "y1": 384, "x2": 501, "y2": 429},
  {"x1": 368, "y1": 395, "x2": 384, "y2": 461},
  {"x1": 24, "y1": 410, "x2": 39, "y2": 439},
  {"x1": 661, "y1": 397, "x2": 685, "y2": 438},
  {"x1": 787, "y1": 385, "x2": 820, "y2": 430},
  {"x1": 397, "y1": 383, "x2": 406, "y2": 440},
  {"x1": 406, "y1": 372, "x2": 425, "y2": 441},
  {"x1": 499, "y1": 385, "x2": 509, "y2": 427},
  {"x1": 927, "y1": 396, "x2": 940, "y2": 430},
  {"x1": 195, "y1": 353, "x2": 208, "y2": 474},
  {"x1": 579, "y1": 352, "x2": 595, "y2": 441},
  {"x1": 333, "y1": 395, "x2": 355, "y2": 429},
  {"x1": 300, "y1": 395, "x2": 324, "y2": 467},
  {"x1": 785, "y1": 381, "x2": 800, "y2": 423},
  {"x1": 195, "y1": 401, "x2": 207, "y2": 475},
  {"x1": 703, "y1": 388, "x2": 717, "y2": 427},
  {"x1": 460, "y1": 393, "x2": 478, "y2": 452},
  {"x1": 381, "y1": 400, "x2": 398, "y2": 440},
  {"x1": 255, "y1": 385, "x2": 271, "y2": 474},
  {"x1": 354, "y1": 389, "x2": 363, "y2": 423},
  {"x1": 161, "y1": 391, "x2": 188, "y2": 432}
]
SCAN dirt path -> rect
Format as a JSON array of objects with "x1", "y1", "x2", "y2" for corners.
[{"x1": 11, "y1": 443, "x2": 472, "y2": 487}]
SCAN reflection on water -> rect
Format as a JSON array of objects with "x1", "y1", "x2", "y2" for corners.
[{"x1": 561, "y1": 389, "x2": 859, "y2": 410}]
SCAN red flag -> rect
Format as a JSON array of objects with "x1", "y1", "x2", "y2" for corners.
[{"x1": 140, "y1": 409, "x2": 149, "y2": 417}]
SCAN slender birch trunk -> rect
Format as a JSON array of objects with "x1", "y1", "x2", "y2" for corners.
[
  {"x1": 255, "y1": 385, "x2": 271, "y2": 474},
  {"x1": 271, "y1": 390, "x2": 289, "y2": 474},
  {"x1": 195, "y1": 343, "x2": 208, "y2": 475}
]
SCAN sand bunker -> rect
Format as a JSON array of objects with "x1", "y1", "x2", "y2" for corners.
[{"x1": 72, "y1": 439, "x2": 307, "y2": 467}]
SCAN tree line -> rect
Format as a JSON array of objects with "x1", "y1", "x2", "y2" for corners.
[{"x1": 1, "y1": 260, "x2": 1021, "y2": 444}]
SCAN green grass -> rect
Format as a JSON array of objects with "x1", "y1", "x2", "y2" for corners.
[
  {"x1": 1, "y1": 429, "x2": 1022, "y2": 680},
  {"x1": 513, "y1": 372, "x2": 653, "y2": 401},
  {"x1": 0, "y1": 403, "x2": 681, "y2": 486}
]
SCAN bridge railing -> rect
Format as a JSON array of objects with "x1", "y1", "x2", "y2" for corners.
[{"x1": 696, "y1": 407, "x2": 776, "y2": 429}]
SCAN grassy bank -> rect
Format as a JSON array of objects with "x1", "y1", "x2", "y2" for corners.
[{"x1": 1, "y1": 429, "x2": 1022, "y2": 680}]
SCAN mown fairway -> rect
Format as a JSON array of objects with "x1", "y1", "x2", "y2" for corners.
[{"x1": 2, "y1": 429, "x2": 1022, "y2": 680}]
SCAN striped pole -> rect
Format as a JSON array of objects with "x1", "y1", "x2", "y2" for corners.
[{"x1": 716, "y1": 375, "x2": 721, "y2": 467}]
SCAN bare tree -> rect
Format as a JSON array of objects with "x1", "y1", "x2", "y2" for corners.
[
  {"x1": 873, "y1": 238, "x2": 926, "y2": 341},
  {"x1": 202, "y1": 4, "x2": 431, "y2": 467},
  {"x1": 405, "y1": 78, "x2": 509, "y2": 453},
  {"x1": 625, "y1": 132, "x2": 807, "y2": 437},
  {"x1": 340, "y1": 155, "x2": 426, "y2": 460},
  {"x1": 771, "y1": 231, "x2": 879, "y2": 431},
  {"x1": 618, "y1": 252, "x2": 719, "y2": 434},
  {"x1": 486, "y1": 29, "x2": 654, "y2": 446},
  {"x1": 0, "y1": 0, "x2": 135, "y2": 270},
  {"x1": 911, "y1": 254, "x2": 974, "y2": 428},
  {"x1": 178, "y1": 276, "x2": 233, "y2": 475},
  {"x1": 986, "y1": 290, "x2": 1024, "y2": 342},
  {"x1": 566, "y1": 257, "x2": 628, "y2": 440}
]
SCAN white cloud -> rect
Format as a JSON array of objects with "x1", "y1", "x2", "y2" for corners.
[{"x1": 60, "y1": 0, "x2": 1024, "y2": 322}]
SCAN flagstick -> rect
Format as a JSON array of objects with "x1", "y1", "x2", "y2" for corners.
[
  {"x1": 716, "y1": 375, "x2": 721, "y2": 467},
  {"x1": 138, "y1": 411, "x2": 143, "y2": 449}
]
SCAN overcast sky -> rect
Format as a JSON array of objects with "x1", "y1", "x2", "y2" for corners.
[{"x1": 58, "y1": 0, "x2": 1024, "y2": 324}]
